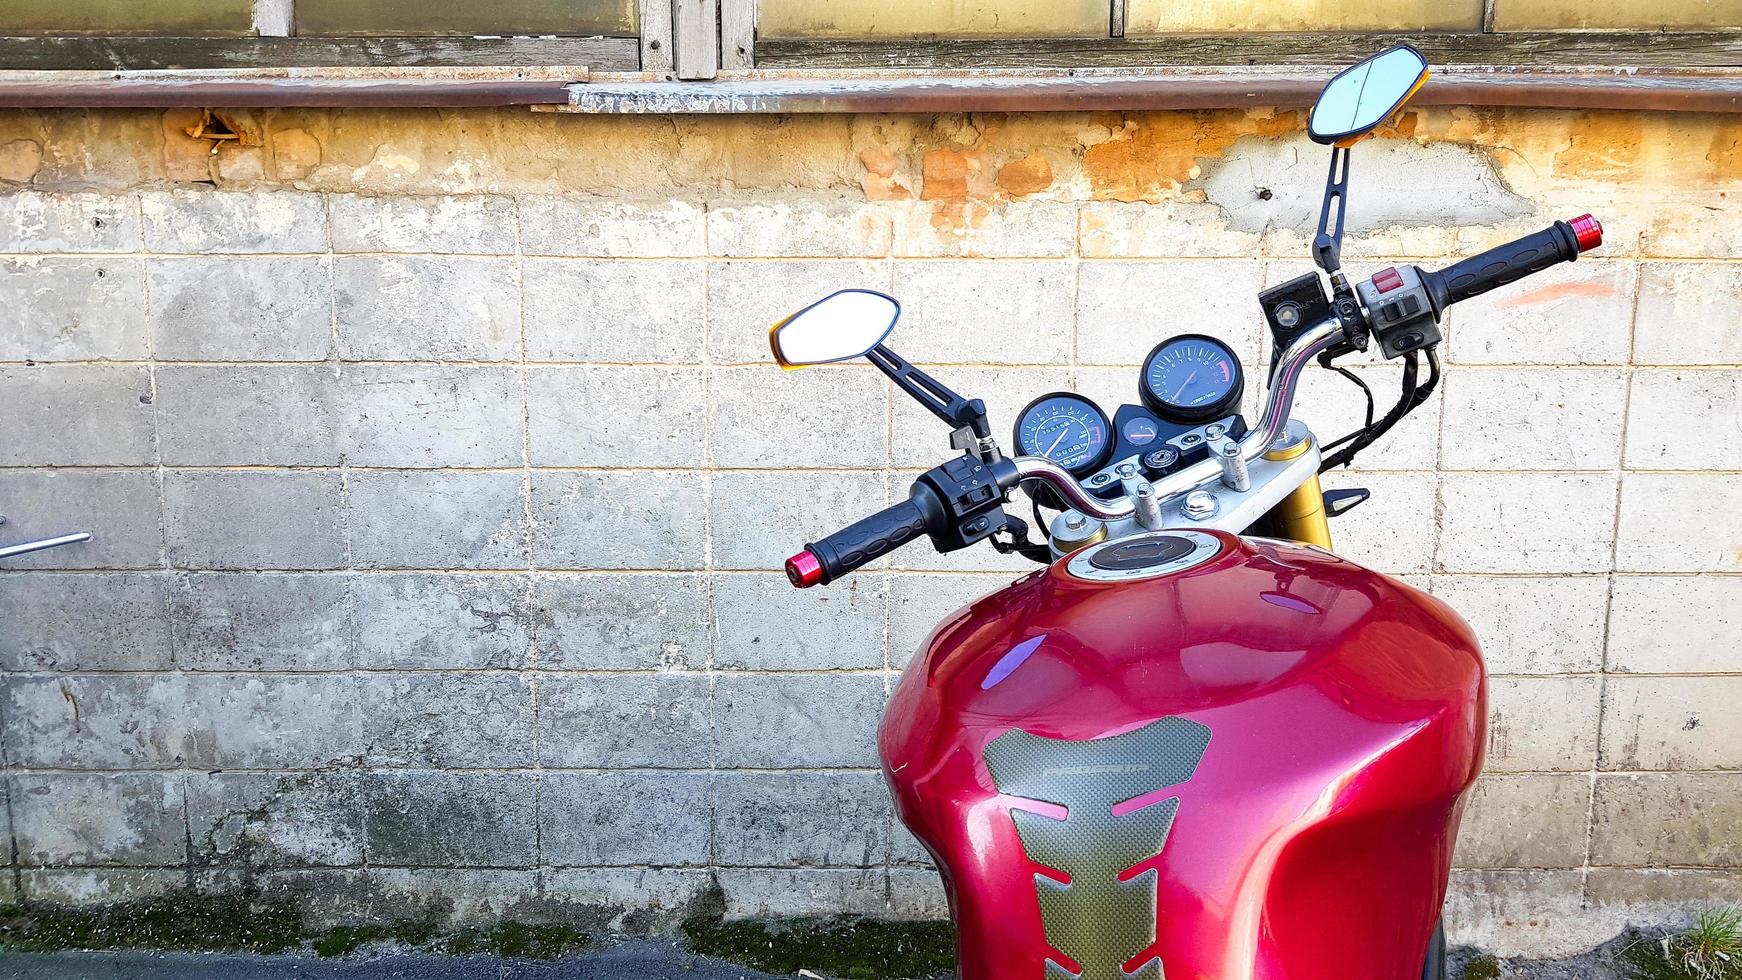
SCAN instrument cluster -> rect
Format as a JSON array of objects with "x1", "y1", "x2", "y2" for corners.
[{"x1": 1012, "y1": 334, "x2": 1248, "y2": 490}]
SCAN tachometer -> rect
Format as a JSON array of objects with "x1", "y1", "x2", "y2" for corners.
[
  {"x1": 1012, "y1": 393, "x2": 1112, "y2": 477},
  {"x1": 1140, "y1": 334, "x2": 1244, "y2": 424}
]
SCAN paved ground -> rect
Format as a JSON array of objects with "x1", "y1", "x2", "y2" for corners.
[
  {"x1": 1448, "y1": 943, "x2": 1629, "y2": 980},
  {"x1": 0, "y1": 939, "x2": 795, "y2": 980},
  {"x1": 0, "y1": 940, "x2": 1637, "y2": 980}
]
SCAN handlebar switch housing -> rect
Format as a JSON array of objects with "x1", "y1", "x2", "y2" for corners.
[
  {"x1": 1356, "y1": 264, "x2": 1441, "y2": 359},
  {"x1": 916, "y1": 453, "x2": 1020, "y2": 553}
]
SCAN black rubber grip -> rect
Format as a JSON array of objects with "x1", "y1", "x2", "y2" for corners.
[
  {"x1": 1429, "y1": 220, "x2": 1581, "y2": 307},
  {"x1": 805, "y1": 495, "x2": 934, "y2": 586}
]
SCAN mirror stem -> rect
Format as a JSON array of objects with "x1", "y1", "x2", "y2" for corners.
[
  {"x1": 1314, "y1": 145, "x2": 1351, "y2": 277},
  {"x1": 867, "y1": 344, "x2": 987, "y2": 434},
  {"x1": 866, "y1": 344, "x2": 999, "y2": 458}
]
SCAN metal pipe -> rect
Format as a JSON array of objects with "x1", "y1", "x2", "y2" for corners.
[
  {"x1": 548, "y1": 70, "x2": 1742, "y2": 115},
  {"x1": 1242, "y1": 317, "x2": 1346, "y2": 462},
  {"x1": 0, "y1": 531, "x2": 91, "y2": 560},
  {"x1": 1013, "y1": 457, "x2": 1136, "y2": 522},
  {"x1": 0, "y1": 75, "x2": 580, "y2": 108}
]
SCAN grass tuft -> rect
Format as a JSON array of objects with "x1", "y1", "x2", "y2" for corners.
[
  {"x1": 1624, "y1": 909, "x2": 1742, "y2": 980},
  {"x1": 1678, "y1": 908, "x2": 1742, "y2": 980}
]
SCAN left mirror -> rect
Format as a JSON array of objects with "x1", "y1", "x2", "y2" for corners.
[{"x1": 770, "y1": 289, "x2": 900, "y2": 368}]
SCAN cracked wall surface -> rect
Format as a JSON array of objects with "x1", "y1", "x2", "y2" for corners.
[{"x1": 0, "y1": 104, "x2": 1740, "y2": 956}]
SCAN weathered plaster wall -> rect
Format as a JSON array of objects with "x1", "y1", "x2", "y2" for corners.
[{"x1": 1, "y1": 104, "x2": 1739, "y2": 956}]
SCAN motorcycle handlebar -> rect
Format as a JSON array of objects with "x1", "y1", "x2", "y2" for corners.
[
  {"x1": 786, "y1": 490, "x2": 938, "y2": 588},
  {"x1": 783, "y1": 215, "x2": 1605, "y2": 589},
  {"x1": 1424, "y1": 214, "x2": 1602, "y2": 308}
]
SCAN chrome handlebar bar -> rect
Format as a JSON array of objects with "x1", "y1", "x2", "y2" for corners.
[
  {"x1": 1240, "y1": 316, "x2": 1347, "y2": 462},
  {"x1": 1013, "y1": 456, "x2": 1135, "y2": 521},
  {"x1": 1011, "y1": 316, "x2": 1347, "y2": 517}
]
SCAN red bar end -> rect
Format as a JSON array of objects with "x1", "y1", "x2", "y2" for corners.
[
  {"x1": 1570, "y1": 214, "x2": 1603, "y2": 253},
  {"x1": 785, "y1": 549, "x2": 824, "y2": 588}
]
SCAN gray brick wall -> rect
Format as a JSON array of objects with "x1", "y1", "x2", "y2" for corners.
[{"x1": 1, "y1": 102, "x2": 1739, "y2": 955}]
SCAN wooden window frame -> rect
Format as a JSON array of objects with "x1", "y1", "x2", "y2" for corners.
[
  {"x1": 1, "y1": 0, "x2": 1740, "y2": 112},
  {"x1": 754, "y1": 31, "x2": 1742, "y2": 72}
]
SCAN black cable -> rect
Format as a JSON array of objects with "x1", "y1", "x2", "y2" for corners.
[
  {"x1": 1322, "y1": 429, "x2": 1361, "y2": 453},
  {"x1": 1321, "y1": 363, "x2": 1376, "y2": 454},
  {"x1": 1415, "y1": 346, "x2": 1442, "y2": 409},
  {"x1": 1342, "y1": 364, "x2": 1377, "y2": 429},
  {"x1": 1319, "y1": 351, "x2": 1422, "y2": 472}
]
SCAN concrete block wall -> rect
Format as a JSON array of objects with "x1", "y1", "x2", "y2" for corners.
[{"x1": 0, "y1": 104, "x2": 1739, "y2": 955}]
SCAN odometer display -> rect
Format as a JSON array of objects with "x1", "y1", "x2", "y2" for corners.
[
  {"x1": 1140, "y1": 334, "x2": 1244, "y2": 424},
  {"x1": 1012, "y1": 393, "x2": 1112, "y2": 476}
]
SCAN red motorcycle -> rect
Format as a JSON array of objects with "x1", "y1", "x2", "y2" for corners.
[{"x1": 772, "y1": 46, "x2": 1602, "y2": 980}]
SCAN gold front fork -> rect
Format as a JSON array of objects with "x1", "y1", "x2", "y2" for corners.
[{"x1": 1265, "y1": 433, "x2": 1334, "y2": 549}]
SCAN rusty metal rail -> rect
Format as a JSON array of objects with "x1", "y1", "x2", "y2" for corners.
[
  {"x1": 3, "y1": 65, "x2": 1741, "y2": 112},
  {"x1": 546, "y1": 68, "x2": 1742, "y2": 114},
  {"x1": 0, "y1": 66, "x2": 588, "y2": 108}
]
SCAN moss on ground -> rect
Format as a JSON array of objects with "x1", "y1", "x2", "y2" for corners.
[
  {"x1": 443, "y1": 921, "x2": 591, "y2": 959},
  {"x1": 1461, "y1": 954, "x2": 1502, "y2": 980},
  {"x1": 681, "y1": 914, "x2": 955, "y2": 980},
  {"x1": 0, "y1": 893, "x2": 308, "y2": 955},
  {"x1": 307, "y1": 920, "x2": 442, "y2": 957},
  {"x1": 0, "y1": 891, "x2": 584, "y2": 961}
]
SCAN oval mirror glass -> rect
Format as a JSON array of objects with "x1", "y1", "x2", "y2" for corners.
[
  {"x1": 1308, "y1": 45, "x2": 1430, "y2": 146},
  {"x1": 770, "y1": 289, "x2": 901, "y2": 368}
]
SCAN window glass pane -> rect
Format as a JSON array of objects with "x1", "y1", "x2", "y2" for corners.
[
  {"x1": 1127, "y1": 0, "x2": 1481, "y2": 33},
  {"x1": 296, "y1": 0, "x2": 639, "y2": 36},
  {"x1": 2, "y1": 0, "x2": 253, "y2": 35},
  {"x1": 1494, "y1": 0, "x2": 1742, "y2": 29},
  {"x1": 758, "y1": 0, "x2": 1112, "y2": 38}
]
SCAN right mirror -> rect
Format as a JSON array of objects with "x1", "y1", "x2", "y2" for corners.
[
  {"x1": 1308, "y1": 45, "x2": 1430, "y2": 146},
  {"x1": 770, "y1": 289, "x2": 901, "y2": 369}
]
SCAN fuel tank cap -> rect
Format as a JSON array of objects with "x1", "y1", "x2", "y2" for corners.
[{"x1": 1066, "y1": 529, "x2": 1223, "y2": 582}]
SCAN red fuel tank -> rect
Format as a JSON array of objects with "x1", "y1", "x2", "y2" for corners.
[{"x1": 880, "y1": 531, "x2": 1485, "y2": 980}]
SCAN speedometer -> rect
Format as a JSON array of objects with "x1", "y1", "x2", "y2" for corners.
[
  {"x1": 1140, "y1": 334, "x2": 1244, "y2": 424},
  {"x1": 1012, "y1": 393, "x2": 1112, "y2": 477}
]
